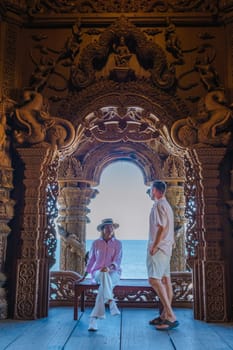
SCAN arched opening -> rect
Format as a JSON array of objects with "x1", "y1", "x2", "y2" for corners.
[
  {"x1": 53, "y1": 99, "x2": 195, "y2": 314},
  {"x1": 86, "y1": 160, "x2": 152, "y2": 279}
]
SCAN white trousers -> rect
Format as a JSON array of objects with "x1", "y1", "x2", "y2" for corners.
[{"x1": 90, "y1": 270, "x2": 120, "y2": 318}]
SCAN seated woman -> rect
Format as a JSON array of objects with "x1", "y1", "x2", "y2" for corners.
[{"x1": 82, "y1": 218, "x2": 122, "y2": 331}]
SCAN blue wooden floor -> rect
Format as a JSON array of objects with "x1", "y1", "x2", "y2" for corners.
[{"x1": 0, "y1": 307, "x2": 233, "y2": 350}]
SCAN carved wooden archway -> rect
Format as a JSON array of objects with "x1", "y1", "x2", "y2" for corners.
[
  {"x1": 5, "y1": 87, "x2": 229, "y2": 322},
  {"x1": 57, "y1": 92, "x2": 188, "y2": 275},
  {"x1": 1, "y1": 13, "x2": 232, "y2": 323}
]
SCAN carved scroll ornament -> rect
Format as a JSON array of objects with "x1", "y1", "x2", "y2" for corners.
[
  {"x1": 2, "y1": 0, "x2": 219, "y2": 16},
  {"x1": 171, "y1": 89, "x2": 233, "y2": 147},
  {"x1": 11, "y1": 90, "x2": 75, "y2": 150}
]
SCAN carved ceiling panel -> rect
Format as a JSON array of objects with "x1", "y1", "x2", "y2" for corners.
[{"x1": 1, "y1": 0, "x2": 221, "y2": 17}]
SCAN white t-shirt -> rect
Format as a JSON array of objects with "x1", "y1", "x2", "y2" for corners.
[{"x1": 148, "y1": 197, "x2": 174, "y2": 256}]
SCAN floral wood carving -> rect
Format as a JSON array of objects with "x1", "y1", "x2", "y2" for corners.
[
  {"x1": 45, "y1": 155, "x2": 59, "y2": 268},
  {"x1": 205, "y1": 261, "x2": 227, "y2": 321},
  {"x1": 15, "y1": 261, "x2": 37, "y2": 319},
  {"x1": 183, "y1": 153, "x2": 201, "y2": 262},
  {"x1": 171, "y1": 89, "x2": 233, "y2": 147}
]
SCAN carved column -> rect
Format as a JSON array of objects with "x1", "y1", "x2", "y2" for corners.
[
  {"x1": 57, "y1": 183, "x2": 98, "y2": 274},
  {"x1": 0, "y1": 161, "x2": 14, "y2": 319},
  {"x1": 195, "y1": 147, "x2": 228, "y2": 322},
  {"x1": 162, "y1": 154, "x2": 187, "y2": 272},
  {"x1": 227, "y1": 169, "x2": 233, "y2": 221},
  {"x1": 166, "y1": 181, "x2": 186, "y2": 272},
  {"x1": 14, "y1": 146, "x2": 54, "y2": 320}
]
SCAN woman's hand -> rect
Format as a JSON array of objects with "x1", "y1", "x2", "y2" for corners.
[{"x1": 100, "y1": 266, "x2": 109, "y2": 272}]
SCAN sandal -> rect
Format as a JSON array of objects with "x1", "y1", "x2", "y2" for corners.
[
  {"x1": 155, "y1": 319, "x2": 179, "y2": 331},
  {"x1": 149, "y1": 316, "x2": 163, "y2": 325}
]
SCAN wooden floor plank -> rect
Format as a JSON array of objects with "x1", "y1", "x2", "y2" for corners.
[
  {"x1": 65, "y1": 306, "x2": 121, "y2": 350},
  {"x1": 121, "y1": 308, "x2": 174, "y2": 350},
  {"x1": 0, "y1": 307, "x2": 233, "y2": 350},
  {"x1": 0, "y1": 307, "x2": 76, "y2": 350},
  {"x1": 170, "y1": 309, "x2": 233, "y2": 350}
]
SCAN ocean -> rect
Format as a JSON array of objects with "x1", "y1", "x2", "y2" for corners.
[{"x1": 52, "y1": 240, "x2": 148, "y2": 279}]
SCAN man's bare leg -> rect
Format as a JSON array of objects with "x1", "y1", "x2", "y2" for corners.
[{"x1": 149, "y1": 277, "x2": 176, "y2": 322}]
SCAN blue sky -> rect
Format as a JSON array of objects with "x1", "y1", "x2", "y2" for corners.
[{"x1": 86, "y1": 161, "x2": 153, "y2": 240}]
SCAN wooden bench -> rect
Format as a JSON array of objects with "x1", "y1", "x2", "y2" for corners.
[{"x1": 73, "y1": 278, "x2": 158, "y2": 320}]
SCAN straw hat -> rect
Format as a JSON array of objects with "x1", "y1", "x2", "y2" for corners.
[{"x1": 97, "y1": 218, "x2": 119, "y2": 232}]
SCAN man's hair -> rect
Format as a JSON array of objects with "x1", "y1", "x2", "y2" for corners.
[{"x1": 152, "y1": 180, "x2": 167, "y2": 194}]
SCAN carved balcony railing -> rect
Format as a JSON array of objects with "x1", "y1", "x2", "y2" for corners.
[{"x1": 50, "y1": 271, "x2": 193, "y2": 308}]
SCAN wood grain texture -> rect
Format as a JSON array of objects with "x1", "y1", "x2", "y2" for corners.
[{"x1": 0, "y1": 307, "x2": 233, "y2": 350}]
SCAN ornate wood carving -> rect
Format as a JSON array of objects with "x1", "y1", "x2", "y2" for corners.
[
  {"x1": 0, "y1": 94, "x2": 15, "y2": 319},
  {"x1": 171, "y1": 89, "x2": 233, "y2": 148},
  {"x1": 45, "y1": 155, "x2": 59, "y2": 268},
  {"x1": 58, "y1": 82, "x2": 188, "y2": 127},
  {"x1": 12, "y1": 90, "x2": 75, "y2": 151},
  {"x1": 1, "y1": 23, "x2": 17, "y2": 99},
  {"x1": 166, "y1": 181, "x2": 187, "y2": 271},
  {"x1": 57, "y1": 183, "x2": 98, "y2": 273},
  {"x1": 14, "y1": 146, "x2": 55, "y2": 319},
  {"x1": 196, "y1": 148, "x2": 227, "y2": 254},
  {"x1": 184, "y1": 151, "x2": 204, "y2": 263},
  {"x1": 204, "y1": 261, "x2": 227, "y2": 322},
  {"x1": 194, "y1": 148, "x2": 229, "y2": 322},
  {"x1": 50, "y1": 271, "x2": 81, "y2": 306},
  {"x1": 0, "y1": 1, "x2": 232, "y2": 325},
  {"x1": 2, "y1": 0, "x2": 219, "y2": 16},
  {"x1": 49, "y1": 271, "x2": 193, "y2": 308}
]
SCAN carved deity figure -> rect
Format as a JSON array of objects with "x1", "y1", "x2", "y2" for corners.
[
  {"x1": 165, "y1": 20, "x2": 184, "y2": 64},
  {"x1": 63, "y1": 19, "x2": 83, "y2": 62},
  {"x1": 30, "y1": 55, "x2": 55, "y2": 92},
  {"x1": 113, "y1": 36, "x2": 132, "y2": 67},
  {"x1": 195, "y1": 54, "x2": 220, "y2": 92}
]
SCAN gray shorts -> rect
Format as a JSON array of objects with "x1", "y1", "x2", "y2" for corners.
[{"x1": 146, "y1": 249, "x2": 170, "y2": 279}]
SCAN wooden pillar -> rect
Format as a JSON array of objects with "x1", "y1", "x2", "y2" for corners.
[
  {"x1": 166, "y1": 181, "x2": 187, "y2": 272},
  {"x1": 195, "y1": 147, "x2": 228, "y2": 322},
  {"x1": 0, "y1": 163, "x2": 14, "y2": 319},
  {"x1": 57, "y1": 182, "x2": 98, "y2": 274},
  {"x1": 14, "y1": 146, "x2": 54, "y2": 319}
]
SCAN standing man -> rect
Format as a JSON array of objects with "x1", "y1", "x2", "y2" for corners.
[
  {"x1": 147, "y1": 180, "x2": 179, "y2": 331},
  {"x1": 82, "y1": 218, "x2": 122, "y2": 331}
]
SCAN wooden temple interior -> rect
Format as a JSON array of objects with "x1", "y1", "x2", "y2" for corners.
[{"x1": 0, "y1": 0, "x2": 233, "y2": 326}]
